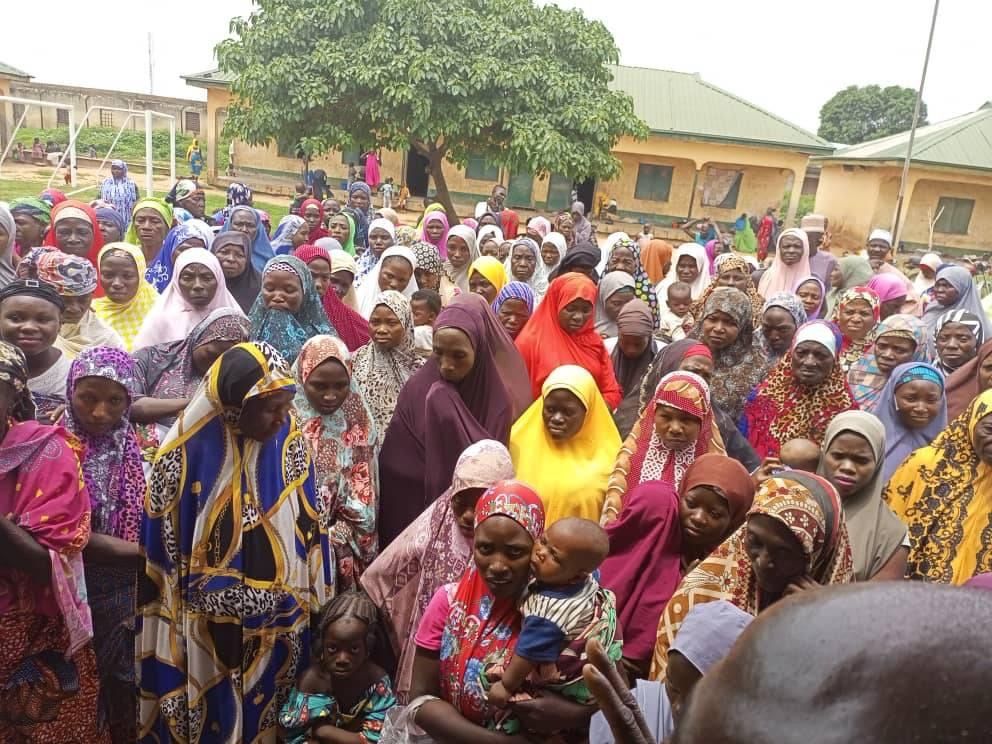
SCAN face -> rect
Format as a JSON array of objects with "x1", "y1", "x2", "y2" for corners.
[
  {"x1": 936, "y1": 322, "x2": 978, "y2": 370},
  {"x1": 618, "y1": 332, "x2": 650, "y2": 360},
  {"x1": 680, "y1": 485, "x2": 731, "y2": 550},
  {"x1": 498, "y1": 241, "x2": 512, "y2": 262},
  {"x1": 894, "y1": 379, "x2": 944, "y2": 430},
  {"x1": 473, "y1": 515, "x2": 533, "y2": 598},
  {"x1": 369, "y1": 227, "x2": 393, "y2": 257},
  {"x1": 97, "y1": 218, "x2": 122, "y2": 244},
  {"x1": 178, "y1": 190, "x2": 206, "y2": 218},
  {"x1": 761, "y1": 307, "x2": 798, "y2": 354},
  {"x1": 230, "y1": 209, "x2": 258, "y2": 242},
  {"x1": 111, "y1": 164, "x2": 124, "y2": 179},
  {"x1": 607, "y1": 246, "x2": 637, "y2": 275},
  {"x1": 177, "y1": 263, "x2": 219, "y2": 308},
  {"x1": 378, "y1": 257, "x2": 413, "y2": 293},
  {"x1": 676, "y1": 255, "x2": 699, "y2": 284},
  {"x1": 433, "y1": 326, "x2": 475, "y2": 383},
  {"x1": 349, "y1": 189, "x2": 370, "y2": 211},
  {"x1": 830, "y1": 264, "x2": 843, "y2": 289},
  {"x1": 932, "y1": 277, "x2": 959, "y2": 307},
  {"x1": 321, "y1": 617, "x2": 368, "y2": 679},
  {"x1": 822, "y1": 432, "x2": 876, "y2": 500},
  {"x1": 61, "y1": 292, "x2": 93, "y2": 325},
  {"x1": 53, "y1": 217, "x2": 95, "y2": 258},
  {"x1": 717, "y1": 268, "x2": 748, "y2": 292},
  {"x1": 451, "y1": 487, "x2": 486, "y2": 540},
  {"x1": 979, "y1": 355, "x2": 992, "y2": 393},
  {"x1": 510, "y1": 245, "x2": 538, "y2": 282},
  {"x1": 328, "y1": 215, "x2": 351, "y2": 243},
  {"x1": 0, "y1": 296, "x2": 61, "y2": 356},
  {"x1": 604, "y1": 288, "x2": 635, "y2": 321},
  {"x1": 134, "y1": 208, "x2": 169, "y2": 249},
  {"x1": 654, "y1": 404, "x2": 701, "y2": 450},
  {"x1": 745, "y1": 513, "x2": 806, "y2": 594},
  {"x1": 173, "y1": 238, "x2": 205, "y2": 266},
  {"x1": 542, "y1": 388, "x2": 587, "y2": 442},
  {"x1": 666, "y1": 651, "x2": 702, "y2": 725},
  {"x1": 479, "y1": 239, "x2": 500, "y2": 258},
  {"x1": 238, "y1": 389, "x2": 294, "y2": 441},
  {"x1": 99, "y1": 252, "x2": 140, "y2": 304},
  {"x1": 839, "y1": 299, "x2": 875, "y2": 341},
  {"x1": 792, "y1": 340, "x2": 834, "y2": 387},
  {"x1": 291, "y1": 220, "x2": 310, "y2": 248},
  {"x1": 559, "y1": 222, "x2": 574, "y2": 242},
  {"x1": 262, "y1": 269, "x2": 303, "y2": 314},
  {"x1": 303, "y1": 205, "x2": 321, "y2": 233},
  {"x1": 874, "y1": 335, "x2": 917, "y2": 376},
  {"x1": 369, "y1": 304, "x2": 405, "y2": 350},
  {"x1": 303, "y1": 357, "x2": 351, "y2": 416},
  {"x1": 468, "y1": 271, "x2": 497, "y2": 303},
  {"x1": 557, "y1": 298, "x2": 593, "y2": 334},
  {"x1": 214, "y1": 239, "x2": 248, "y2": 279},
  {"x1": 679, "y1": 354, "x2": 713, "y2": 383},
  {"x1": 779, "y1": 235, "x2": 805, "y2": 266},
  {"x1": 13, "y1": 213, "x2": 45, "y2": 246},
  {"x1": 878, "y1": 297, "x2": 904, "y2": 320},
  {"x1": 701, "y1": 310, "x2": 740, "y2": 352},
  {"x1": 797, "y1": 281, "x2": 822, "y2": 317},
  {"x1": 490, "y1": 186, "x2": 506, "y2": 208},
  {"x1": 191, "y1": 339, "x2": 237, "y2": 375},
  {"x1": 497, "y1": 298, "x2": 530, "y2": 339},
  {"x1": 867, "y1": 240, "x2": 890, "y2": 270},
  {"x1": 446, "y1": 236, "x2": 470, "y2": 268},
  {"x1": 667, "y1": 291, "x2": 692, "y2": 317},
  {"x1": 541, "y1": 241, "x2": 560, "y2": 267},
  {"x1": 70, "y1": 376, "x2": 128, "y2": 437},
  {"x1": 330, "y1": 270, "x2": 354, "y2": 299},
  {"x1": 425, "y1": 220, "x2": 444, "y2": 242},
  {"x1": 531, "y1": 522, "x2": 589, "y2": 584},
  {"x1": 306, "y1": 257, "x2": 332, "y2": 297},
  {"x1": 973, "y1": 413, "x2": 992, "y2": 466}
]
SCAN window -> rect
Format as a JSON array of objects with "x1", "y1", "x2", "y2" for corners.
[
  {"x1": 634, "y1": 163, "x2": 673, "y2": 202},
  {"x1": 546, "y1": 173, "x2": 574, "y2": 210},
  {"x1": 466, "y1": 155, "x2": 499, "y2": 181},
  {"x1": 340, "y1": 147, "x2": 360, "y2": 165},
  {"x1": 934, "y1": 196, "x2": 975, "y2": 235},
  {"x1": 56, "y1": 108, "x2": 69, "y2": 127},
  {"x1": 99, "y1": 109, "x2": 113, "y2": 128},
  {"x1": 184, "y1": 111, "x2": 200, "y2": 133},
  {"x1": 276, "y1": 139, "x2": 298, "y2": 158},
  {"x1": 701, "y1": 167, "x2": 742, "y2": 209}
]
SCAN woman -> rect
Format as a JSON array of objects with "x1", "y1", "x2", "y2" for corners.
[
  {"x1": 94, "y1": 204, "x2": 125, "y2": 245},
  {"x1": 505, "y1": 236, "x2": 549, "y2": 301},
  {"x1": 693, "y1": 287, "x2": 771, "y2": 421},
  {"x1": 100, "y1": 159, "x2": 139, "y2": 223},
  {"x1": 757, "y1": 228, "x2": 811, "y2": 297},
  {"x1": 0, "y1": 278, "x2": 72, "y2": 420},
  {"x1": 422, "y1": 211, "x2": 450, "y2": 259},
  {"x1": 540, "y1": 232, "x2": 568, "y2": 275},
  {"x1": 600, "y1": 455, "x2": 754, "y2": 676},
  {"x1": 830, "y1": 286, "x2": 881, "y2": 374},
  {"x1": 921, "y1": 266, "x2": 992, "y2": 355},
  {"x1": 356, "y1": 217, "x2": 397, "y2": 286},
  {"x1": 293, "y1": 245, "x2": 371, "y2": 352},
  {"x1": 10, "y1": 196, "x2": 52, "y2": 254},
  {"x1": 361, "y1": 440, "x2": 515, "y2": 702},
  {"x1": 692, "y1": 254, "x2": 764, "y2": 329},
  {"x1": 641, "y1": 238, "x2": 673, "y2": 285},
  {"x1": 555, "y1": 211, "x2": 575, "y2": 247},
  {"x1": 221, "y1": 203, "x2": 275, "y2": 272},
  {"x1": 63, "y1": 347, "x2": 146, "y2": 742},
  {"x1": 377, "y1": 293, "x2": 532, "y2": 548},
  {"x1": 526, "y1": 215, "x2": 551, "y2": 245},
  {"x1": 602, "y1": 371, "x2": 723, "y2": 525},
  {"x1": 212, "y1": 230, "x2": 261, "y2": 313},
  {"x1": 0, "y1": 203, "x2": 15, "y2": 288},
  {"x1": 352, "y1": 290, "x2": 424, "y2": 439},
  {"x1": 348, "y1": 182, "x2": 374, "y2": 250},
  {"x1": 248, "y1": 255, "x2": 333, "y2": 362},
  {"x1": 946, "y1": 339, "x2": 992, "y2": 421},
  {"x1": 755, "y1": 292, "x2": 807, "y2": 364},
  {"x1": 492, "y1": 281, "x2": 534, "y2": 340},
  {"x1": 933, "y1": 309, "x2": 983, "y2": 376},
  {"x1": 610, "y1": 298, "x2": 657, "y2": 403},
  {"x1": 510, "y1": 364, "x2": 621, "y2": 524},
  {"x1": 133, "y1": 248, "x2": 242, "y2": 350},
  {"x1": 271, "y1": 215, "x2": 309, "y2": 255},
  {"x1": 357, "y1": 245, "x2": 418, "y2": 318},
  {"x1": 847, "y1": 314, "x2": 927, "y2": 412},
  {"x1": 874, "y1": 361, "x2": 947, "y2": 484},
  {"x1": 741, "y1": 320, "x2": 858, "y2": 460},
  {"x1": 468, "y1": 255, "x2": 508, "y2": 304},
  {"x1": 411, "y1": 239, "x2": 443, "y2": 293},
  {"x1": 0, "y1": 341, "x2": 109, "y2": 742},
  {"x1": 595, "y1": 271, "x2": 637, "y2": 338},
  {"x1": 825, "y1": 255, "x2": 873, "y2": 317},
  {"x1": 866, "y1": 272, "x2": 908, "y2": 319},
  {"x1": 655, "y1": 244, "x2": 710, "y2": 313},
  {"x1": 124, "y1": 197, "x2": 173, "y2": 265},
  {"x1": 293, "y1": 335, "x2": 378, "y2": 592},
  {"x1": 549, "y1": 241, "x2": 602, "y2": 282},
  {"x1": 300, "y1": 198, "x2": 330, "y2": 242},
  {"x1": 650, "y1": 471, "x2": 854, "y2": 680},
  {"x1": 442, "y1": 224, "x2": 479, "y2": 294},
  {"x1": 796, "y1": 275, "x2": 827, "y2": 320},
  {"x1": 515, "y1": 273, "x2": 623, "y2": 408},
  {"x1": 330, "y1": 246, "x2": 361, "y2": 310},
  {"x1": 914, "y1": 252, "x2": 942, "y2": 296},
  {"x1": 477, "y1": 225, "x2": 504, "y2": 258},
  {"x1": 138, "y1": 342, "x2": 330, "y2": 742},
  {"x1": 818, "y1": 411, "x2": 908, "y2": 582},
  {"x1": 91, "y1": 243, "x2": 159, "y2": 351},
  {"x1": 329, "y1": 211, "x2": 358, "y2": 257},
  {"x1": 43, "y1": 199, "x2": 105, "y2": 273},
  {"x1": 571, "y1": 200, "x2": 593, "y2": 244},
  {"x1": 144, "y1": 220, "x2": 214, "y2": 292},
  {"x1": 604, "y1": 236, "x2": 660, "y2": 326}
]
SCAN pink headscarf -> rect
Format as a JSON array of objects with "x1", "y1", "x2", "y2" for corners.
[
  {"x1": 757, "y1": 228, "x2": 811, "y2": 297},
  {"x1": 867, "y1": 272, "x2": 909, "y2": 302},
  {"x1": 422, "y1": 211, "x2": 450, "y2": 259},
  {"x1": 528, "y1": 216, "x2": 551, "y2": 240}
]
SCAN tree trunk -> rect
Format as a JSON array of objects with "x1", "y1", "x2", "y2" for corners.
[{"x1": 428, "y1": 151, "x2": 460, "y2": 226}]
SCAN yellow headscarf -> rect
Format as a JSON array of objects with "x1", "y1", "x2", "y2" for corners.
[
  {"x1": 510, "y1": 364, "x2": 622, "y2": 525},
  {"x1": 91, "y1": 242, "x2": 160, "y2": 351},
  {"x1": 468, "y1": 256, "x2": 508, "y2": 295}
]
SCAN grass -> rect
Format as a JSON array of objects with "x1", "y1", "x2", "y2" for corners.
[{"x1": 11, "y1": 126, "x2": 205, "y2": 172}]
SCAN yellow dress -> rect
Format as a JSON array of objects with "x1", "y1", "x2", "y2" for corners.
[{"x1": 510, "y1": 364, "x2": 621, "y2": 524}]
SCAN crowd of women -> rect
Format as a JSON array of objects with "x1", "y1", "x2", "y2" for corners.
[{"x1": 1, "y1": 177, "x2": 991, "y2": 744}]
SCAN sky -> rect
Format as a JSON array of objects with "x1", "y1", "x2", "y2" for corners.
[{"x1": 0, "y1": 0, "x2": 983, "y2": 133}]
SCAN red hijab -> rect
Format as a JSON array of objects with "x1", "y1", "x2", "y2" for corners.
[
  {"x1": 294, "y1": 243, "x2": 370, "y2": 351},
  {"x1": 43, "y1": 199, "x2": 105, "y2": 296},
  {"x1": 300, "y1": 198, "x2": 330, "y2": 242}
]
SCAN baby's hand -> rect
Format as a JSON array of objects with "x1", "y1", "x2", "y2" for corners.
[{"x1": 488, "y1": 680, "x2": 512, "y2": 709}]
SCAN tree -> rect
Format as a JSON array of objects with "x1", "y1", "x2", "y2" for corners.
[
  {"x1": 217, "y1": 0, "x2": 647, "y2": 221},
  {"x1": 817, "y1": 85, "x2": 927, "y2": 145}
]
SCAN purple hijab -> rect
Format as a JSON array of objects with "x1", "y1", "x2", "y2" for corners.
[
  {"x1": 875, "y1": 361, "x2": 947, "y2": 484},
  {"x1": 797, "y1": 275, "x2": 827, "y2": 320}
]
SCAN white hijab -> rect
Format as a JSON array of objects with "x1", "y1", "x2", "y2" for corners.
[
  {"x1": 655, "y1": 243, "x2": 712, "y2": 314},
  {"x1": 541, "y1": 232, "x2": 568, "y2": 274},
  {"x1": 443, "y1": 225, "x2": 480, "y2": 292},
  {"x1": 503, "y1": 237, "x2": 549, "y2": 300},
  {"x1": 357, "y1": 245, "x2": 419, "y2": 319}
]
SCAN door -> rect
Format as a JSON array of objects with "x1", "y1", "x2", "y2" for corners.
[
  {"x1": 507, "y1": 170, "x2": 533, "y2": 208},
  {"x1": 405, "y1": 147, "x2": 430, "y2": 197},
  {"x1": 546, "y1": 173, "x2": 574, "y2": 212}
]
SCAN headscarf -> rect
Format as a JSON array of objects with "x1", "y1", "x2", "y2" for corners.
[
  {"x1": 211, "y1": 231, "x2": 261, "y2": 313},
  {"x1": 830, "y1": 286, "x2": 881, "y2": 373},
  {"x1": 641, "y1": 239, "x2": 673, "y2": 285},
  {"x1": 595, "y1": 271, "x2": 636, "y2": 337},
  {"x1": 922, "y1": 267, "x2": 992, "y2": 354},
  {"x1": 527, "y1": 216, "x2": 551, "y2": 241},
  {"x1": 410, "y1": 240, "x2": 443, "y2": 281},
  {"x1": 741, "y1": 320, "x2": 858, "y2": 460},
  {"x1": 650, "y1": 471, "x2": 854, "y2": 680},
  {"x1": 913, "y1": 252, "x2": 942, "y2": 295},
  {"x1": 93, "y1": 204, "x2": 126, "y2": 241},
  {"x1": 441, "y1": 224, "x2": 479, "y2": 292},
  {"x1": 757, "y1": 228, "x2": 811, "y2": 297},
  {"x1": 946, "y1": 339, "x2": 992, "y2": 421},
  {"x1": 10, "y1": 196, "x2": 52, "y2": 230},
  {"x1": 515, "y1": 274, "x2": 623, "y2": 408},
  {"x1": 874, "y1": 361, "x2": 947, "y2": 484},
  {"x1": 99, "y1": 160, "x2": 138, "y2": 222},
  {"x1": 755, "y1": 291, "x2": 808, "y2": 364},
  {"x1": 270, "y1": 215, "x2": 307, "y2": 255},
  {"x1": 331, "y1": 212, "x2": 358, "y2": 258},
  {"x1": 64, "y1": 346, "x2": 145, "y2": 543},
  {"x1": 123, "y1": 197, "x2": 174, "y2": 250},
  {"x1": 503, "y1": 237, "x2": 548, "y2": 299},
  {"x1": 356, "y1": 245, "x2": 418, "y2": 319},
  {"x1": 492, "y1": 281, "x2": 536, "y2": 317},
  {"x1": 0, "y1": 340, "x2": 36, "y2": 420},
  {"x1": 146, "y1": 220, "x2": 214, "y2": 292},
  {"x1": 43, "y1": 200, "x2": 106, "y2": 289},
  {"x1": 691, "y1": 255, "x2": 764, "y2": 330},
  {"x1": 500, "y1": 209, "x2": 520, "y2": 240},
  {"x1": 554, "y1": 212, "x2": 574, "y2": 245},
  {"x1": 421, "y1": 211, "x2": 450, "y2": 259},
  {"x1": 298, "y1": 199, "x2": 329, "y2": 242},
  {"x1": 605, "y1": 237, "x2": 660, "y2": 327},
  {"x1": 219, "y1": 205, "x2": 275, "y2": 273},
  {"x1": 248, "y1": 255, "x2": 333, "y2": 362},
  {"x1": 351, "y1": 290, "x2": 424, "y2": 438},
  {"x1": 132, "y1": 248, "x2": 243, "y2": 350},
  {"x1": 825, "y1": 256, "x2": 873, "y2": 317},
  {"x1": 549, "y1": 241, "x2": 602, "y2": 283},
  {"x1": 541, "y1": 232, "x2": 568, "y2": 274},
  {"x1": 656, "y1": 243, "x2": 711, "y2": 311},
  {"x1": 469, "y1": 255, "x2": 509, "y2": 296},
  {"x1": 571, "y1": 200, "x2": 593, "y2": 244},
  {"x1": 330, "y1": 248, "x2": 361, "y2": 312},
  {"x1": 477, "y1": 224, "x2": 505, "y2": 251},
  {"x1": 352, "y1": 217, "x2": 392, "y2": 285},
  {"x1": 866, "y1": 272, "x2": 908, "y2": 304},
  {"x1": 797, "y1": 275, "x2": 827, "y2": 320},
  {"x1": 884, "y1": 388, "x2": 992, "y2": 583},
  {"x1": 933, "y1": 309, "x2": 985, "y2": 375},
  {"x1": 0, "y1": 202, "x2": 15, "y2": 288},
  {"x1": 293, "y1": 245, "x2": 370, "y2": 352},
  {"x1": 611, "y1": 298, "x2": 657, "y2": 394},
  {"x1": 669, "y1": 600, "x2": 754, "y2": 675},
  {"x1": 226, "y1": 181, "x2": 253, "y2": 209},
  {"x1": 347, "y1": 182, "x2": 373, "y2": 249},
  {"x1": 817, "y1": 411, "x2": 906, "y2": 582},
  {"x1": 846, "y1": 314, "x2": 927, "y2": 412},
  {"x1": 510, "y1": 364, "x2": 622, "y2": 525}
]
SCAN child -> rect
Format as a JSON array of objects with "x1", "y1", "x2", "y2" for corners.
[
  {"x1": 397, "y1": 183, "x2": 410, "y2": 211},
  {"x1": 411, "y1": 289, "x2": 441, "y2": 357},
  {"x1": 487, "y1": 517, "x2": 614, "y2": 709},
  {"x1": 379, "y1": 177, "x2": 394, "y2": 209},
  {"x1": 279, "y1": 592, "x2": 397, "y2": 744},
  {"x1": 658, "y1": 282, "x2": 695, "y2": 341},
  {"x1": 347, "y1": 162, "x2": 358, "y2": 186},
  {"x1": 779, "y1": 438, "x2": 822, "y2": 473}
]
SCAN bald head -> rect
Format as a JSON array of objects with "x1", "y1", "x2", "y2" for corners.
[
  {"x1": 779, "y1": 438, "x2": 821, "y2": 473},
  {"x1": 673, "y1": 583, "x2": 992, "y2": 743}
]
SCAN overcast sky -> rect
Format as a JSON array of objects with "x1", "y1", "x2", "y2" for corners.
[{"x1": 1, "y1": 0, "x2": 982, "y2": 133}]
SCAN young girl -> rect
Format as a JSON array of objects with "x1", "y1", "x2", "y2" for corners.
[{"x1": 279, "y1": 593, "x2": 397, "y2": 744}]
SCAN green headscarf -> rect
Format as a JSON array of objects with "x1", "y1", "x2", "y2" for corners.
[
  {"x1": 9, "y1": 197, "x2": 52, "y2": 226},
  {"x1": 124, "y1": 197, "x2": 174, "y2": 244},
  {"x1": 340, "y1": 212, "x2": 356, "y2": 256},
  {"x1": 826, "y1": 255, "x2": 874, "y2": 317}
]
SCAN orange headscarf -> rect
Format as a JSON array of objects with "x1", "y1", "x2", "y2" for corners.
[
  {"x1": 640, "y1": 238, "x2": 673, "y2": 285},
  {"x1": 514, "y1": 274, "x2": 623, "y2": 408}
]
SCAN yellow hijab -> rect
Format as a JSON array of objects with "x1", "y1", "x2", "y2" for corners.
[
  {"x1": 91, "y1": 242, "x2": 160, "y2": 351},
  {"x1": 469, "y1": 256, "x2": 508, "y2": 295},
  {"x1": 510, "y1": 364, "x2": 622, "y2": 525}
]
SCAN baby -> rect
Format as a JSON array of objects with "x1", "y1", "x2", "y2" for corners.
[
  {"x1": 411, "y1": 289, "x2": 441, "y2": 358},
  {"x1": 779, "y1": 438, "x2": 822, "y2": 473},
  {"x1": 488, "y1": 517, "x2": 611, "y2": 708},
  {"x1": 659, "y1": 282, "x2": 695, "y2": 341}
]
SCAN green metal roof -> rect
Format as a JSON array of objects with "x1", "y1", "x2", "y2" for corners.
[
  {"x1": 0, "y1": 62, "x2": 32, "y2": 80},
  {"x1": 815, "y1": 104, "x2": 992, "y2": 173},
  {"x1": 608, "y1": 65, "x2": 832, "y2": 153},
  {"x1": 181, "y1": 68, "x2": 234, "y2": 88}
]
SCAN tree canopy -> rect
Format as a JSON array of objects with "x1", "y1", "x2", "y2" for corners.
[
  {"x1": 817, "y1": 85, "x2": 927, "y2": 145},
  {"x1": 217, "y1": 0, "x2": 647, "y2": 219}
]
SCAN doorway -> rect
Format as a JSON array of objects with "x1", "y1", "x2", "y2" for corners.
[
  {"x1": 576, "y1": 177, "x2": 596, "y2": 215},
  {"x1": 405, "y1": 148, "x2": 430, "y2": 197}
]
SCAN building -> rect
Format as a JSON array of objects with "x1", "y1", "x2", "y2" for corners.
[
  {"x1": 814, "y1": 104, "x2": 992, "y2": 254},
  {"x1": 183, "y1": 64, "x2": 831, "y2": 224}
]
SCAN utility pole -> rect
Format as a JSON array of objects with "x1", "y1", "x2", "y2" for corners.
[{"x1": 148, "y1": 33, "x2": 154, "y2": 95}]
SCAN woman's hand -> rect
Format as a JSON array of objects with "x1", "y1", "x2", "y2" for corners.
[
  {"x1": 751, "y1": 457, "x2": 782, "y2": 488},
  {"x1": 583, "y1": 639, "x2": 653, "y2": 744},
  {"x1": 783, "y1": 574, "x2": 820, "y2": 596},
  {"x1": 509, "y1": 690, "x2": 591, "y2": 733}
]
